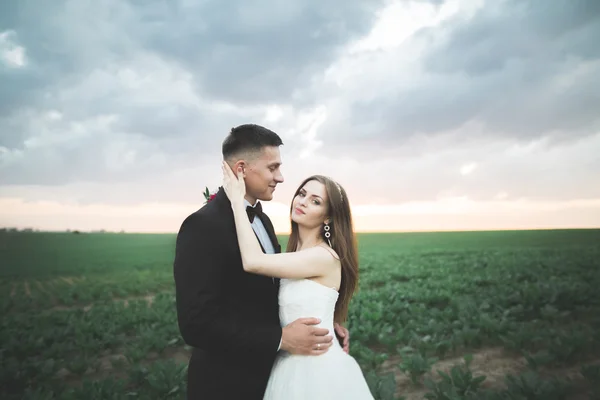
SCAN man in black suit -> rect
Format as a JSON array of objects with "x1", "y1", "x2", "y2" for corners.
[{"x1": 173, "y1": 124, "x2": 348, "y2": 399}]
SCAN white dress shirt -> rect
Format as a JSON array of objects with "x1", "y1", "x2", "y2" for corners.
[
  {"x1": 244, "y1": 199, "x2": 282, "y2": 351},
  {"x1": 244, "y1": 199, "x2": 275, "y2": 254}
]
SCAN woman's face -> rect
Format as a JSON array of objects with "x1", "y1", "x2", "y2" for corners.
[{"x1": 291, "y1": 180, "x2": 329, "y2": 228}]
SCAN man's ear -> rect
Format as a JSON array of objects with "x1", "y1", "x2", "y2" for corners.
[{"x1": 232, "y1": 160, "x2": 247, "y2": 176}]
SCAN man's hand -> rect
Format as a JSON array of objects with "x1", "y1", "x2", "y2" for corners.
[
  {"x1": 281, "y1": 318, "x2": 334, "y2": 356},
  {"x1": 334, "y1": 322, "x2": 350, "y2": 354}
]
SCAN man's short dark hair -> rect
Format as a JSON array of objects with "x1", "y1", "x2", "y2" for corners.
[{"x1": 222, "y1": 124, "x2": 284, "y2": 159}]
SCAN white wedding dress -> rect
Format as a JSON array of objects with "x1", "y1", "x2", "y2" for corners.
[{"x1": 263, "y1": 278, "x2": 374, "y2": 399}]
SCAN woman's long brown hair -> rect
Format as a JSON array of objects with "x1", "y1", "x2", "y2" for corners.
[{"x1": 286, "y1": 175, "x2": 359, "y2": 324}]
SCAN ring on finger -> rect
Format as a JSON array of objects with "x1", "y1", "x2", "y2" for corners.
[{"x1": 317, "y1": 343, "x2": 321, "y2": 349}]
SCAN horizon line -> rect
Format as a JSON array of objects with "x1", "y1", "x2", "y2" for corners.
[{"x1": 3, "y1": 226, "x2": 599, "y2": 235}]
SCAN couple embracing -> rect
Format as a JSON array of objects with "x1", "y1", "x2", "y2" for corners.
[{"x1": 173, "y1": 124, "x2": 374, "y2": 399}]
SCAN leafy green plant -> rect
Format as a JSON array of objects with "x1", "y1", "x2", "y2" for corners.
[
  {"x1": 503, "y1": 370, "x2": 573, "y2": 400},
  {"x1": 2, "y1": 230, "x2": 599, "y2": 399},
  {"x1": 523, "y1": 349, "x2": 555, "y2": 370},
  {"x1": 423, "y1": 355, "x2": 486, "y2": 399},
  {"x1": 397, "y1": 348, "x2": 438, "y2": 385},
  {"x1": 581, "y1": 363, "x2": 600, "y2": 397},
  {"x1": 365, "y1": 371, "x2": 404, "y2": 400}
]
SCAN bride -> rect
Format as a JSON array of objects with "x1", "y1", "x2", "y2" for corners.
[{"x1": 222, "y1": 162, "x2": 374, "y2": 399}]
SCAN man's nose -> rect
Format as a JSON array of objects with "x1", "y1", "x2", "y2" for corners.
[{"x1": 275, "y1": 172, "x2": 284, "y2": 183}]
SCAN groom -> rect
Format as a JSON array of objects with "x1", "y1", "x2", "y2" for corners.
[{"x1": 173, "y1": 124, "x2": 350, "y2": 399}]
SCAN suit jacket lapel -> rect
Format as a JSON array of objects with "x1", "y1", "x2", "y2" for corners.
[
  {"x1": 256, "y1": 211, "x2": 281, "y2": 287},
  {"x1": 214, "y1": 189, "x2": 281, "y2": 285},
  {"x1": 254, "y1": 230, "x2": 266, "y2": 253},
  {"x1": 258, "y1": 211, "x2": 281, "y2": 254}
]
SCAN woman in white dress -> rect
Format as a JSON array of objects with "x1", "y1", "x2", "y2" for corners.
[{"x1": 222, "y1": 162, "x2": 374, "y2": 399}]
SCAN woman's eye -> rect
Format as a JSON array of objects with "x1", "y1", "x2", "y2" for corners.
[{"x1": 313, "y1": 200, "x2": 320, "y2": 205}]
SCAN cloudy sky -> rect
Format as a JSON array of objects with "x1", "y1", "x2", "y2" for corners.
[{"x1": 1, "y1": 0, "x2": 599, "y2": 233}]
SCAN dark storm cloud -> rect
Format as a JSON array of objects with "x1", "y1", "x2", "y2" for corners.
[
  {"x1": 424, "y1": 0, "x2": 600, "y2": 76},
  {"x1": 143, "y1": 0, "x2": 387, "y2": 104},
  {"x1": 321, "y1": 0, "x2": 600, "y2": 148},
  {"x1": 0, "y1": 0, "x2": 387, "y2": 185},
  {"x1": 0, "y1": 0, "x2": 385, "y2": 123}
]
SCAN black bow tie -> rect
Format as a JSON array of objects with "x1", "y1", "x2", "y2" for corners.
[{"x1": 246, "y1": 202, "x2": 263, "y2": 223}]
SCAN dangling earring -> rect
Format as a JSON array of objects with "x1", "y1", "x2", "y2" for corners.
[{"x1": 324, "y1": 222, "x2": 332, "y2": 247}]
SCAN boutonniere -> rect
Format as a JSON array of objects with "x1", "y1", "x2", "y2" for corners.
[{"x1": 204, "y1": 186, "x2": 217, "y2": 204}]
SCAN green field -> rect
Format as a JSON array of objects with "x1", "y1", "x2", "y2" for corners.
[{"x1": 1, "y1": 229, "x2": 600, "y2": 399}]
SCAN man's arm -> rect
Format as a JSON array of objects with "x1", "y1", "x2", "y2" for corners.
[{"x1": 173, "y1": 213, "x2": 281, "y2": 356}]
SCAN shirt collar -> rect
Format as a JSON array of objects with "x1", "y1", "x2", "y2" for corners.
[{"x1": 244, "y1": 198, "x2": 259, "y2": 208}]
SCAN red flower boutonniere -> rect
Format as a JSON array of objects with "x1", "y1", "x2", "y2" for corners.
[{"x1": 204, "y1": 187, "x2": 217, "y2": 204}]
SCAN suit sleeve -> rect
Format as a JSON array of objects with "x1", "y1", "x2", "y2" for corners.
[{"x1": 173, "y1": 213, "x2": 282, "y2": 356}]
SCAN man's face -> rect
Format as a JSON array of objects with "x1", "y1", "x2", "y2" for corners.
[{"x1": 244, "y1": 146, "x2": 284, "y2": 203}]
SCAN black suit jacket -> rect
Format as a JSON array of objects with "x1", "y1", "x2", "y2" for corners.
[{"x1": 173, "y1": 188, "x2": 283, "y2": 399}]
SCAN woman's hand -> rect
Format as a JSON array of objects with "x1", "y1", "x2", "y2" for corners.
[
  {"x1": 334, "y1": 323, "x2": 350, "y2": 354},
  {"x1": 222, "y1": 161, "x2": 246, "y2": 208}
]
